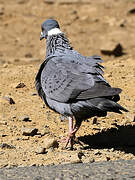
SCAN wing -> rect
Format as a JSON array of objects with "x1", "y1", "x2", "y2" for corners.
[{"x1": 40, "y1": 55, "x2": 115, "y2": 103}]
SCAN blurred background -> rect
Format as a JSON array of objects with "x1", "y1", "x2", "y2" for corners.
[{"x1": 0, "y1": 0, "x2": 135, "y2": 62}]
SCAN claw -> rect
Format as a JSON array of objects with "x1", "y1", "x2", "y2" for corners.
[
  {"x1": 65, "y1": 132, "x2": 75, "y2": 149},
  {"x1": 64, "y1": 133, "x2": 84, "y2": 149}
]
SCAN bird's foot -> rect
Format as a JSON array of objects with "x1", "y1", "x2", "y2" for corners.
[
  {"x1": 65, "y1": 132, "x2": 75, "y2": 150},
  {"x1": 59, "y1": 132, "x2": 83, "y2": 150}
]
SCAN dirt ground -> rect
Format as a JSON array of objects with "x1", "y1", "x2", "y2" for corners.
[{"x1": 0, "y1": 0, "x2": 135, "y2": 168}]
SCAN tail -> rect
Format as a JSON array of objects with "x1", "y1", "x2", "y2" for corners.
[{"x1": 90, "y1": 98, "x2": 128, "y2": 114}]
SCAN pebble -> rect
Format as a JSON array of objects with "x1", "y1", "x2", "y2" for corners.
[
  {"x1": 25, "y1": 53, "x2": 33, "y2": 58},
  {"x1": 31, "y1": 92, "x2": 37, "y2": 96},
  {"x1": 17, "y1": 0, "x2": 27, "y2": 4},
  {"x1": 83, "y1": 157, "x2": 95, "y2": 163},
  {"x1": 0, "y1": 143, "x2": 16, "y2": 149},
  {"x1": 0, "y1": 134, "x2": 7, "y2": 137},
  {"x1": 70, "y1": 154, "x2": 82, "y2": 164},
  {"x1": 106, "y1": 157, "x2": 111, "y2": 161},
  {"x1": 77, "y1": 151, "x2": 85, "y2": 159},
  {"x1": 2, "y1": 96, "x2": 15, "y2": 104},
  {"x1": 22, "y1": 137, "x2": 29, "y2": 140},
  {"x1": 22, "y1": 127, "x2": 38, "y2": 136},
  {"x1": 0, "y1": 151, "x2": 4, "y2": 155},
  {"x1": 42, "y1": 104, "x2": 46, "y2": 108},
  {"x1": 39, "y1": 128, "x2": 50, "y2": 136},
  {"x1": 16, "y1": 82, "x2": 26, "y2": 88},
  {"x1": 44, "y1": 0, "x2": 91, "y2": 4},
  {"x1": 19, "y1": 115, "x2": 31, "y2": 122},
  {"x1": 126, "y1": 113, "x2": 135, "y2": 123},
  {"x1": 0, "y1": 121, "x2": 7, "y2": 125},
  {"x1": 0, "y1": 6, "x2": 4, "y2": 16},
  {"x1": 47, "y1": 147, "x2": 54, "y2": 153},
  {"x1": 128, "y1": 8, "x2": 135, "y2": 15},
  {"x1": 43, "y1": 137, "x2": 59, "y2": 149},
  {"x1": 93, "y1": 150, "x2": 102, "y2": 155},
  {"x1": 101, "y1": 43, "x2": 125, "y2": 57},
  {"x1": 35, "y1": 146, "x2": 47, "y2": 154}
]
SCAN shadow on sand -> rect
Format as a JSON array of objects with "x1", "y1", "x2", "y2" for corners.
[{"x1": 79, "y1": 124, "x2": 135, "y2": 155}]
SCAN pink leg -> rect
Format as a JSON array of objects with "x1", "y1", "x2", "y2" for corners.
[
  {"x1": 68, "y1": 116, "x2": 74, "y2": 147},
  {"x1": 59, "y1": 117, "x2": 82, "y2": 149},
  {"x1": 65, "y1": 117, "x2": 81, "y2": 149},
  {"x1": 59, "y1": 116, "x2": 73, "y2": 143},
  {"x1": 69, "y1": 116, "x2": 73, "y2": 134}
]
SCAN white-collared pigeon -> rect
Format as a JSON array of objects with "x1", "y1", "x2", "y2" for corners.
[{"x1": 35, "y1": 19, "x2": 128, "y2": 149}]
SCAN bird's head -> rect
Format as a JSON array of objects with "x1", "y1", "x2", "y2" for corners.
[{"x1": 40, "y1": 19, "x2": 62, "y2": 40}]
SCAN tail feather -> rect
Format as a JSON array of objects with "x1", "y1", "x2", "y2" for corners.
[
  {"x1": 99, "y1": 99, "x2": 128, "y2": 113},
  {"x1": 90, "y1": 98, "x2": 128, "y2": 114}
]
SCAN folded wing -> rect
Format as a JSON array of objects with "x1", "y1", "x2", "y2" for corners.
[{"x1": 39, "y1": 55, "x2": 121, "y2": 103}]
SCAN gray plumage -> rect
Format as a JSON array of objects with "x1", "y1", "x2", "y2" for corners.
[{"x1": 36, "y1": 19, "x2": 128, "y2": 125}]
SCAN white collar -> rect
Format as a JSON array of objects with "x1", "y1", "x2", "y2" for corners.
[{"x1": 48, "y1": 28, "x2": 62, "y2": 36}]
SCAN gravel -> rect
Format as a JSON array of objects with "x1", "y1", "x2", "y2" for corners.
[{"x1": 0, "y1": 159, "x2": 135, "y2": 180}]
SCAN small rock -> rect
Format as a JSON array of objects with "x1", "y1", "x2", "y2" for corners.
[
  {"x1": 31, "y1": 92, "x2": 37, "y2": 96},
  {"x1": 44, "y1": 0, "x2": 54, "y2": 4},
  {"x1": 83, "y1": 157, "x2": 95, "y2": 163},
  {"x1": 0, "y1": 143, "x2": 16, "y2": 149},
  {"x1": 70, "y1": 154, "x2": 82, "y2": 164},
  {"x1": 0, "y1": 134, "x2": 7, "y2": 137},
  {"x1": 43, "y1": 137, "x2": 59, "y2": 149},
  {"x1": 22, "y1": 127, "x2": 38, "y2": 136},
  {"x1": 120, "y1": 20, "x2": 126, "y2": 28},
  {"x1": 17, "y1": 0, "x2": 27, "y2": 4},
  {"x1": 14, "y1": 58, "x2": 20, "y2": 62},
  {"x1": 93, "y1": 150, "x2": 102, "y2": 155},
  {"x1": 0, "y1": 59, "x2": 6, "y2": 65},
  {"x1": 78, "y1": 151, "x2": 85, "y2": 160},
  {"x1": 28, "y1": 58, "x2": 40, "y2": 62},
  {"x1": 16, "y1": 82, "x2": 26, "y2": 88},
  {"x1": 2, "y1": 96, "x2": 15, "y2": 104},
  {"x1": 89, "y1": 158, "x2": 95, "y2": 163},
  {"x1": 44, "y1": 0, "x2": 91, "y2": 4},
  {"x1": 35, "y1": 146, "x2": 47, "y2": 154},
  {"x1": 25, "y1": 53, "x2": 33, "y2": 58},
  {"x1": 106, "y1": 156, "x2": 110, "y2": 161},
  {"x1": 0, "y1": 120, "x2": 7, "y2": 125},
  {"x1": 39, "y1": 128, "x2": 50, "y2": 136},
  {"x1": 110, "y1": 148, "x2": 114, "y2": 152},
  {"x1": 47, "y1": 147, "x2": 54, "y2": 152},
  {"x1": 101, "y1": 43, "x2": 125, "y2": 57},
  {"x1": 0, "y1": 6, "x2": 4, "y2": 16},
  {"x1": 128, "y1": 8, "x2": 135, "y2": 15},
  {"x1": 22, "y1": 137, "x2": 29, "y2": 140},
  {"x1": 42, "y1": 104, "x2": 46, "y2": 108},
  {"x1": 0, "y1": 151, "x2": 4, "y2": 155},
  {"x1": 126, "y1": 113, "x2": 135, "y2": 123},
  {"x1": 19, "y1": 115, "x2": 31, "y2": 122}
]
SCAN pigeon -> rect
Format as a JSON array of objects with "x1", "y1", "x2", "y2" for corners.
[{"x1": 35, "y1": 19, "x2": 128, "y2": 149}]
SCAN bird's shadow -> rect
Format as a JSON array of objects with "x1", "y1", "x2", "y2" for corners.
[{"x1": 78, "y1": 124, "x2": 135, "y2": 155}]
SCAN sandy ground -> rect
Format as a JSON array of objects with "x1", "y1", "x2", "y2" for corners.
[{"x1": 0, "y1": 0, "x2": 135, "y2": 167}]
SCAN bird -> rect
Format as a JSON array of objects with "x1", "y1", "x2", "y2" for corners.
[{"x1": 35, "y1": 19, "x2": 128, "y2": 149}]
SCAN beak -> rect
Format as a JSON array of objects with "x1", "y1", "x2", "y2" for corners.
[{"x1": 40, "y1": 31, "x2": 46, "y2": 40}]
